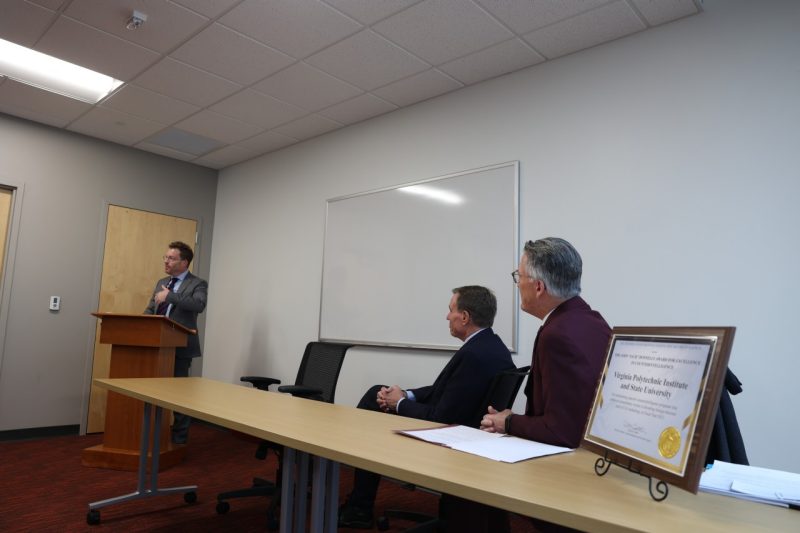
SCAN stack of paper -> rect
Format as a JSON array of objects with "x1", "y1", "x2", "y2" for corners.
[
  {"x1": 396, "y1": 424, "x2": 572, "y2": 463},
  {"x1": 699, "y1": 460, "x2": 800, "y2": 508}
]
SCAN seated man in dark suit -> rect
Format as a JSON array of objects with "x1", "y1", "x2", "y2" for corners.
[{"x1": 338, "y1": 285, "x2": 515, "y2": 529}]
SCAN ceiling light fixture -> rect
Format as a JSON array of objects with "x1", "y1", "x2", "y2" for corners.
[
  {"x1": 0, "y1": 38, "x2": 123, "y2": 104},
  {"x1": 126, "y1": 10, "x2": 148, "y2": 30}
]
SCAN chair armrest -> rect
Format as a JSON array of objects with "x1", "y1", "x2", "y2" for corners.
[
  {"x1": 277, "y1": 384, "x2": 323, "y2": 400},
  {"x1": 241, "y1": 376, "x2": 281, "y2": 391}
]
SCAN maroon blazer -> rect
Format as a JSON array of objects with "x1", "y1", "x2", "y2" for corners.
[{"x1": 508, "y1": 296, "x2": 611, "y2": 448}]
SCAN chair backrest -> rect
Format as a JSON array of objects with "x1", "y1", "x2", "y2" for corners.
[
  {"x1": 293, "y1": 342, "x2": 352, "y2": 403},
  {"x1": 467, "y1": 366, "x2": 530, "y2": 428}
]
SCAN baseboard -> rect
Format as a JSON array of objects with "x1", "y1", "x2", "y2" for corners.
[{"x1": 0, "y1": 424, "x2": 80, "y2": 441}]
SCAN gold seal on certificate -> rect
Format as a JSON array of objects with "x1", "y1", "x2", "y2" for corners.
[{"x1": 658, "y1": 426, "x2": 681, "y2": 458}]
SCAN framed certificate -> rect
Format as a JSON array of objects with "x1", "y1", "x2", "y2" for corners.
[{"x1": 582, "y1": 326, "x2": 735, "y2": 495}]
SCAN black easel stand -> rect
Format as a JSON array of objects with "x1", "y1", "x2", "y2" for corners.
[{"x1": 593, "y1": 450, "x2": 669, "y2": 501}]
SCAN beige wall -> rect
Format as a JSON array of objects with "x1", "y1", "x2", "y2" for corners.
[{"x1": 0, "y1": 114, "x2": 217, "y2": 432}]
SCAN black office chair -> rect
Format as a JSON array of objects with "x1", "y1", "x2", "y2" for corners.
[
  {"x1": 377, "y1": 365, "x2": 531, "y2": 532},
  {"x1": 216, "y1": 341, "x2": 352, "y2": 530}
]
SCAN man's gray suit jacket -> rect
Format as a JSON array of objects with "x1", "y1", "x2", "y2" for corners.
[{"x1": 144, "y1": 272, "x2": 208, "y2": 359}]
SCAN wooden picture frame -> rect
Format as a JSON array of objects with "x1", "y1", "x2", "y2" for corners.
[{"x1": 582, "y1": 326, "x2": 735, "y2": 495}]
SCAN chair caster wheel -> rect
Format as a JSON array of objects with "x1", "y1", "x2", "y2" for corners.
[
  {"x1": 184, "y1": 491, "x2": 198, "y2": 504},
  {"x1": 216, "y1": 501, "x2": 230, "y2": 514},
  {"x1": 87, "y1": 509, "x2": 100, "y2": 525},
  {"x1": 377, "y1": 515, "x2": 390, "y2": 531}
]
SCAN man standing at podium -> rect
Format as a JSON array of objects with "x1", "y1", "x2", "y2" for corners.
[{"x1": 144, "y1": 240, "x2": 208, "y2": 445}]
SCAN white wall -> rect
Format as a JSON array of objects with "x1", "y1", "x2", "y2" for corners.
[{"x1": 205, "y1": 0, "x2": 800, "y2": 473}]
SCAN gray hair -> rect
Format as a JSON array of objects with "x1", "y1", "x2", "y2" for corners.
[{"x1": 522, "y1": 238, "x2": 582, "y2": 299}]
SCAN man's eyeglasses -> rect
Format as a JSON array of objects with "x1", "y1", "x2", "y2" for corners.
[
  {"x1": 163, "y1": 255, "x2": 183, "y2": 263},
  {"x1": 512, "y1": 270, "x2": 543, "y2": 289}
]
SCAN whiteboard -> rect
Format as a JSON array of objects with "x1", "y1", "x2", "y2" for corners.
[{"x1": 319, "y1": 162, "x2": 519, "y2": 351}]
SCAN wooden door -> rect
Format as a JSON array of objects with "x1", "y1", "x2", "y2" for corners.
[
  {"x1": 0, "y1": 188, "x2": 12, "y2": 282},
  {"x1": 87, "y1": 205, "x2": 197, "y2": 433}
]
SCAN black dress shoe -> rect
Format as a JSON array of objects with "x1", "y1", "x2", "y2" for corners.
[{"x1": 338, "y1": 503, "x2": 374, "y2": 529}]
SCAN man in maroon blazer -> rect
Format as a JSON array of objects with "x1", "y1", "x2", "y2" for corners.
[
  {"x1": 474, "y1": 237, "x2": 611, "y2": 533},
  {"x1": 481, "y1": 237, "x2": 610, "y2": 445}
]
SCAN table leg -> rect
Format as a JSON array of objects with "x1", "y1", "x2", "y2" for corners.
[
  {"x1": 294, "y1": 451, "x2": 310, "y2": 527},
  {"x1": 280, "y1": 447, "x2": 295, "y2": 533},
  {"x1": 310, "y1": 456, "x2": 339, "y2": 533},
  {"x1": 86, "y1": 403, "x2": 198, "y2": 525}
]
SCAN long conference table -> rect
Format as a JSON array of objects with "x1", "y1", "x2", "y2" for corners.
[{"x1": 89, "y1": 377, "x2": 796, "y2": 532}]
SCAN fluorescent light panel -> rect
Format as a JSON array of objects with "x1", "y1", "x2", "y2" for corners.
[{"x1": 0, "y1": 38, "x2": 123, "y2": 104}]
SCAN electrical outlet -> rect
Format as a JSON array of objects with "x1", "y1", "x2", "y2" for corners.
[{"x1": 49, "y1": 296, "x2": 60, "y2": 311}]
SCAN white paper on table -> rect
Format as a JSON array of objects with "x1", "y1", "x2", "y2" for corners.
[
  {"x1": 396, "y1": 424, "x2": 572, "y2": 463},
  {"x1": 451, "y1": 435, "x2": 572, "y2": 463},
  {"x1": 700, "y1": 460, "x2": 800, "y2": 507},
  {"x1": 398, "y1": 424, "x2": 504, "y2": 446}
]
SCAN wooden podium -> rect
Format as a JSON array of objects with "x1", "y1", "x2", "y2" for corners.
[{"x1": 82, "y1": 313, "x2": 192, "y2": 471}]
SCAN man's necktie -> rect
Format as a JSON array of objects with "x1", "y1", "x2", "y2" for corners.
[{"x1": 156, "y1": 277, "x2": 178, "y2": 315}]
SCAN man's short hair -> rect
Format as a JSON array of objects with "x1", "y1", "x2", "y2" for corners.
[
  {"x1": 452, "y1": 285, "x2": 497, "y2": 328},
  {"x1": 522, "y1": 237, "x2": 582, "y2": 299},
  {"x1": 169, "y1": 241, "x2": 194, "y2": 265}
]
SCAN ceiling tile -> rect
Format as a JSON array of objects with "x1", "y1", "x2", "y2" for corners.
[
  {"x1": 101, "y1": 84, "x2": 200, "y2": 125},
  {"x1": 373, "y1": 0, "x2": 513, "y2": 65},
  {"x1": 0, "y1": 0, "x2": 56, "y2": 47},
  {"x1": 372, "y1": 68, "x2": 462, "y2": 107},
  {"x1": 68, "y1": 106, "x2": 165, "y2": 145},
  {"x1": 252, "y1": 62, "x2": 363, "y2": 111},
  {"x1": 133, "y1": 58, "x2": 241, "y2": 107},
  {"x1": 168, "y1": 0, "x2": 241, "y2": 19},
  {"x1": 144, "y1": 127, "x2": 225, "y2": 155},
  {"x1": 0, "y1": 78, "x2": 91, "y2": 127},
  {"x1": 177, "y1": 109, "x2": 263, "y2": 144},
  {"x1": 191, "y1": 160, "x2": 224, "y2": 169},
  {"x1": 36, "y1": 17, "x2": 160, "y2": 81},
  {"x1": 136, "y1": 141, "x2": 199, "y2": 162},
  {"x1": 63, "y1": 0, "x2": 210, "y2": 54},
  {"x1": 439, "y1": 38, "x2": 545, "y2": 85},
  {"x1": 194, "y1": 144, "x2": 258, "y2": 168},
  {"x1": 307, "y1": 30, "x2": 429, "y2": 91},
  {"x1": 523, "y1": 1, "x2": 646, "y2": 60},
  {"x1": 272, "y1": 113, "x2": 341, "y2": 141},
  {"x1": 29, "y1": 0, "x2": 67, "y2": 10},
  {"x1": 631, "y1": 0, "x2": 700, "y2": 26},
  {"x1": 323, "y1": 0, "x2": 421, "y2": 25},
  {"x1": 475, "y1": 0, "x2": 609, "y2": 35},
  {"x1": 210, "y1": 89, "x2": 307, "y2": 129},
  {"x1": 318, "y1": 93, "x2": 397, "y2": 125},
  {"x1": 0, "y1": 0, "x2": 704, "y2": 169},
  {"x1": 237, "y1": 130, "x2": 298, "y2": 153},
  {"x1": 220, "y1": 0, "x2": 362, "y2": 59},
  {"x1": 171, "y1": 23, "x2": 295, "y2": 85}
]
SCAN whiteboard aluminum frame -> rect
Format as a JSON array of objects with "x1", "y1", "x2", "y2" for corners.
[{"x1": 318, "y1": 161, "x2": 519, "y2": 352}]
